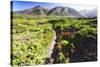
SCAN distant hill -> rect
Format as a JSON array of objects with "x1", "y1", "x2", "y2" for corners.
[
  {"x1": 15, "y1": 5, "x2": 49, "y2": 16},
  {"x1": 14, "y1": 5, "x2": 97, "y2": 18},
  {"x1": 80, "y1": 10, "x2": 91, "y2": 17},
  {"x1": 80, "y1": 8, "x2": 97, "y2": 18},
  {"x1": 47, "y1": 6, "x2": 82, "y2": 18}
]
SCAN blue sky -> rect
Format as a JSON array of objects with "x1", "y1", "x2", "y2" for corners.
[
  {"x1": 11, "y1": 1, "x2": 59, "y2": 11},
  {"x1": 11, "y1": 1, "x2": 97, "y2": 11}
]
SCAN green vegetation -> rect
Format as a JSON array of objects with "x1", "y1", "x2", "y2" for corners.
[
  {"x1": 49, "y1": 18, "x2": 97, "y2": 63},
  {"x1": 11, "y1": 14, "x2": 97, "y2": 66},
  {"x1": 11, "y1": 14, "x2": 54, "y2": 66}
]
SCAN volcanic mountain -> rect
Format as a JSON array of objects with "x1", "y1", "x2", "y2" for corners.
[
  {"x1": 15, "y1": 5, "x2": 49, "y2": 15},
  {"x1": 14, "y1": 6, "x2": 83, "y2": 17},
  {"x1": 47, "y1": 6, "x2": 82, "y2": 18}
]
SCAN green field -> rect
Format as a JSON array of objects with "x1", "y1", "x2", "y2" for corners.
[{"x1": 11, "y1": 14, "x2": 97, "y2": 66}]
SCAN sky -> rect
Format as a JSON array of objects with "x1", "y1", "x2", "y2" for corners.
[{"x1": 11, "y1": 1, "x2": 97, "y2": 11}]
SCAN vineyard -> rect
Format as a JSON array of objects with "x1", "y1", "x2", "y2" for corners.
[{"x1": 11, "y1": 14, "x2": 97, "y2": 66}]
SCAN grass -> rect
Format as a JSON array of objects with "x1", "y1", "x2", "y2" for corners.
[{"x1": 11, "y1": 14, "x2": 97, "y2": 66}]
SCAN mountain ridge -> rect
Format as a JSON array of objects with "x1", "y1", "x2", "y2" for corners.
[{"x1": 14, "y1": 5, "x2": 97, "y2": 18}]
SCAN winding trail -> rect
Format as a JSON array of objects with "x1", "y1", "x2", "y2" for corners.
[{"x1": 47, "y1": 30, "x2": 56, "y2": 58}]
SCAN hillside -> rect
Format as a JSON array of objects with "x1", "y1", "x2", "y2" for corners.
[{"x1": 48, "y1": 6, "x2": 82, "y2": 17}]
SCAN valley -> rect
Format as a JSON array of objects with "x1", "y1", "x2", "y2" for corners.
[{"x1": 11, "y1": 13, "x2": 97, "y2": 66}]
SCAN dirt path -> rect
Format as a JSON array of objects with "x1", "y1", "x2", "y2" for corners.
[{"x1": 47, "y1": 30, "x2": 56, "y2": 57}]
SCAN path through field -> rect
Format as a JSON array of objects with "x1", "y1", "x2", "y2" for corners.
[{"x1": 47, "y1": 30, "x2": 56, "y2": 58}]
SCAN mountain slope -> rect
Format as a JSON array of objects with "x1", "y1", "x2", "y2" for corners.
[
  {"x1": 80, "y1": 8, "x2": 97, "y2": 18},
  {"x1": 86, "y1": 8, "x2": 97, "y2": 18},
  {"x1": 47, "y1": 6, "x2": 82, "y2": 17},
  {"x1": 15, "y1": 5, "x2": 49, "y2": 15}
]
